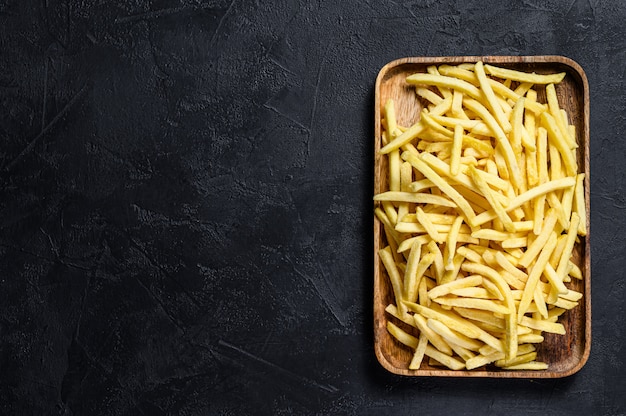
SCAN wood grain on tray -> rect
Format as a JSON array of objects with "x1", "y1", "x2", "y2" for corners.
[{"x1": 373, "y1": 56, "x2": 590, "y2": 378}]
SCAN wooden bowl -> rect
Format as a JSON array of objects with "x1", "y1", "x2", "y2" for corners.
[{"x1": 373, "y1": 56, "x2": 590, "y2": 378}]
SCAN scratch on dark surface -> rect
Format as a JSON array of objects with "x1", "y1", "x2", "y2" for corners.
[
  {"x1": 133, "y1": 273, "x2": 186, "y2": 334},
  {"x1": 217, "y1": 339, "x2": 339, "y2": 394},
  {"x1": 263, "y1": 102, "x2": 310, "y2": 131},
  {"x1": 128, "y1": 237, "x2": 203, "y2": 309},
  {"x1": 520, "y1": 0, "x2": 554, "y2": 12},
  {"x1": 41, "y1": 57, "x2": 49, "y2": 131},
  {"x1": 4, "y1": 83, "x2": 88, "y2": 172},
  {"x1": 210, "y1": 0, "x2": 236, "y2": 46},
  {"x1": 284, "y1": 254, "x2": 346, "y2": 328},
  {"x1": 40, "y1": 227, "x2": 59, "y2": 258},
  {"x1": 115, "y1": 6, "x2": 188, "y2": 24},
  {"x1": 308, "y1": 45, "x2": 329, "y2": 142}
]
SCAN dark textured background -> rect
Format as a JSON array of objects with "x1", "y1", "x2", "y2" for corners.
[{"x1": 0, "y1": 0, "x2": 624, "y2": 415}]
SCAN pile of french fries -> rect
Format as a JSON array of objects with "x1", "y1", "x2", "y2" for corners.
[{"x1": 374, "y1": 61, "x2": 586, "y2": 371}]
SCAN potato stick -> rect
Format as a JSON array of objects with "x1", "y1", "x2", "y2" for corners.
[
  {"x1": 546, "y1": 83, "x2": 577, "y2": 149},
  {"x1": 380, "y1": 246, "x2": 407, "y2": 310},
  {"x1": 418, "y1": 276, "x2": 431, "y2": 306},
  {"x1": 385, "y1": 303, "x2": 415, "y2": 327},
  {"x1": 519, "y1": 316, "x2": 566, "y2": 334},
  {"x1": 427, "y1": 318, "x2": 483, "y2": 350},
  {"x1": 471, "y1": 229, "x2": 525, "y2": 241},
  {"x1": 573, "y1": 173, "x2": 587, "y2": 236},
  {"x1": 526, "y1": 147, "x2": 539, "y2": 188},
  {"x1": 433, "y1": 297, "x2": 510, "y2": 315},
  {"x1": 375, "y1": 208, "x2": 401, "y2": 246},
  {"x1": 394, "y1": 221, "x2": 472, "y2": 234},
  {"x1": 495, "y1": 351, "x2": 537, "y2": 368},
  {"x1": 450, "y1": 343, "x2": 476, "y2": 362},
  {"x1": 384, "y1": 99, "x2": 399, "y2": 137},
  {"x1": 518, "y1": 232, "x2": 558, "y2": 321},
  {"x1": 387, "y1": 321, "x2": 418, "y2": 348},
  {"x1": 518, "y1": 333, "x2": 544, "y2": 344},
  {"x1": 553, "y1": 297, "x2": 578, "y2": 310},
  {"x1": 502, "y1": 237, "x2": 527, "y2": 248},
  {"x1": 521, "y1": 125, "x2": 537, "y2": 152},
  {"x1": 465, "y1": 351, "x2": 504, "y2": 370},
  {"x1": 426, "y1": 65, "x2": 452, "y2": 99},
  {"x1": 468, "y1": 164, "x2": 515, "y2": 232},
  {"x1": 413, "y1": 314, "x2": 453, "y2": 355},
  {"x1": 416, "y1": 87, "x2": 444, "y2": 105},
  {"x1": 380, "y1": 120, "x2": 426, "y2": 154},
  {"x1": 569, "y1": 261, "x2": 583, "y2": 280},
  {"x1": 496, "y1": 95, "x2": 513, "y2": 117},
  {"x1": 444, "y1": 216, "x2": 464, "y2": 270},
  {"x1": 429, "y1": 115, "x2": 488, "y2": 134},
  {"x1": 403, "y1": 240, "x2": 422, "y2": 300},
  {"x1": 421, "y1": 153, "x2": 508, "y2": 205},
  {"x1": 406, "y1": 252, "x2": 435, "y2": 303},
  {"x1": 450, "y1": 124, "x2": 463, "y2": 176},
  {"x1": 398, "y1": 161, "x2": 413, "y2": 218},
  {"x1": 559, "y1": 289, "x2": 583, "y2": 302},
  {"x1": 424, "y1": 345, "x2": 465, "y2": 370},
  {"x1": 519, "y1": 209, "x2": 558, "y2": 267},
  {"x1": 483, "y1": 64, "x2": 566, "y2": 84},
  {"x1": 475, "y1": 61, "x2": 512, "y2": 133},
  {"x1": 460, "y1": 262, "x2": 517, "y2": 359},
  {"x1": 463, "y1": 98, "x2": 522, "y2": 191},
  {"x1": 428, "y1": 95, "x2": 455, "y2": 117},
  {"x1": 437, "y1": 65, "x2": 546, "y2": 113},
  {"x1": 463, "y1": 166, "x2": 510, "y2": 192},
  {"x1": 472, "y1": 177, "x2": 575, "y2": 227},
  {"x1": 454, "y1": 306, "x2": 505, "y2": 328},
  {"x1": 456, "y1": 246, "x2": 484, "y2": 264},
  {"x1": 418, "y1": 140, "x2": 451, "y2": 153},
  {"x1": 389, "y1": 150, "x2": 400, "y2": 191},
  {"x1": 533, "y1": 285, "x2": 549, "y2": 319},
  {"x1": 402, "y1": 151, "x2": 476, "y2": 222},
  {"x1": 424, "y1": 240, "x2": 445, "y2": 282},
  {"x1": 406, "y1": 73, "x2": 482, "y2": 101},
  {"x1": 513, "y1": 82, "x2": 534, "y2": 97},
  {"x1": 556, "y1": 212, "x2": 580, "y2": 281},
  {"x1": 416, "y1": 207, "x2": 443, "y2": 243},
  {"x1": 400, "y1": 213, "x2": 464, "y2": 225},
  {"x1": 451, "y1": 287, "x2": 493, "y2": 299},
  {"x1": 409, "y1": 333, "x2": 429, "y2": 370},
  {"x1": 374, "y1": 191, "x2": 456, "y2": 207},
  {"x1": 408, "y1": 178, "x2": 436, "y2": 193},
  {"x1": 428, "y1": 275, "x2": 483, "y2": 299},
  {"x1": 481, "y1": 277, "x2": 505, "y2": 301},
  {"x1": 421, "y1": 113, "x2": 495, "y2": 156},
  {"x1": 404, "y1": 302, "x2": 482, "y2": 339},
  {"x1": 397, "y1": 234, "x2": 479, "y2": 253},
  {"x1": 437, "y1": 65, "x2": 479, "y2": 85},
  {"x1": 541, "y1": 112, "x2": 577, "y2": 176},
  {"x1": 451, "y1": 89, "x2": 467, "y2": 119},
  {"x1": 440, "y1": 252, "x2": 465, "y2": 285},
  {"x1": 549, "y1": 141, "x2": 563, "y2": 182},
  {"x1": 494, "y1": 251, "x2": 528, "y2": 282},
  {"x1": 546, "y1": 191, "x2": 569, "y2": 230},
  {"x1": 501, "y1": 361, "x2": 549, "y2": 370},
  {"x1": 394, "y1": 221, "x2": 442, "y2": 234},
  {"x1": 510, "y1": 97, "x2": 525, "y2": 154}
]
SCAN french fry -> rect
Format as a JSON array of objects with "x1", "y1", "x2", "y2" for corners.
[{"x1": 376, "y1": 61, "x2": 586, "y2": 372}]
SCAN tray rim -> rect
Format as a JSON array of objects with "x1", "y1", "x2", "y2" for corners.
[{"x1": 373, "y1": 55, "x2": 591, "y2": 378}]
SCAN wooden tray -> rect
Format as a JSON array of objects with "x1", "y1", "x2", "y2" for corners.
[{"x1": 373, "y1": 56, "x2": 590, "y2": 378}]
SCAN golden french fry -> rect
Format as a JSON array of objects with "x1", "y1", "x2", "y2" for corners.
[
  {"x1": 483, "y1": 64, "x2": 566, "y2": 84},
  {"x1": 376, "y1": 61, "x2": 586, "y2": 372}
]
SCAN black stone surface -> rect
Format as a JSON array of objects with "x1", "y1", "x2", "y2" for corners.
[{"x1": 0, "y1": 0, "x2": 624, "y2": 415}]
